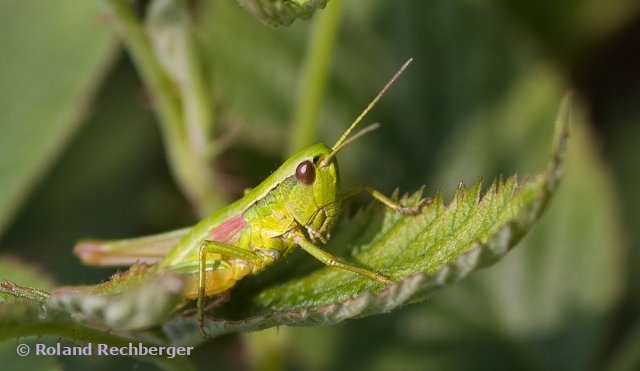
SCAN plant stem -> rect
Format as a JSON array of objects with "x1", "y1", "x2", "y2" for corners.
[
  {"x1": 287, "y1": 0, "x2": 343, "y2": 155},
  {"x1": 146, "y1": 0, "x2": 215, "y2": 160},
  {"x1": 102, "y1": 0, "x2": 222, "y2": 215}
]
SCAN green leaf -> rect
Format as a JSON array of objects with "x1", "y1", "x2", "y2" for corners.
[
  {"x1": 0, "y1": 258, "x2": 52, "y2": 319},
  {"x1": 48, "y1": 268, "x2": 185, "y2": 330},
  {"x1": 154, "y1": 97, "x2": 569, "y2": 341},
  {"x1": 358, "y1": 120, "x2": 621, "y2": 371},
  {"x1": 0, "y1": 280, "x2": 194, "y2": 371},
  {"x1": 0, "y1": 1, "x2": 115, "y2": 235},
  {"x1": 0, "y1": 259, "x2": 62, "y2": 340},
  {"x1": 0, "y1": 259, "x2": 58, "y2": 370},
  {"x1": 237, "y1": 0, "x2": 329, "y2": 27}
]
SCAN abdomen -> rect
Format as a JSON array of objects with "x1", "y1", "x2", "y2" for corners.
[{"x1": 181, "y1": 259, "x2": 253, "y2": 298}]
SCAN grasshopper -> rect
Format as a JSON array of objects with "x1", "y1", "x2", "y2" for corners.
[{"x1": 72, "y1": 58, "x2": 427, "y2": 331}]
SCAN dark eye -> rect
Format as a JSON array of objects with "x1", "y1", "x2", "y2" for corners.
[{"x1": 295, "y1": 160, "x2": 315, "y2": 185}]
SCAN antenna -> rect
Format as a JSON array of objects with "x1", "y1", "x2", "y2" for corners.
[
  {"x1": 330, "y1": 122, "x2": 380, "y2": 155},
  {"x1": 321, "y1": 58, "x2": 413, "y2": 166}
]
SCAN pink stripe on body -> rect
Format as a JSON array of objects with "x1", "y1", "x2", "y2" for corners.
[{"x1": 208, "y1": 214, "x2": 247, "y2": 243}]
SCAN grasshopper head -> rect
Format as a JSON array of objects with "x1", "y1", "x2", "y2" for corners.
[
  {"x1": 283, "y1": 58, "x2": 413, "y2": 241},
  {"x1": 282, "y1": 143, "x2": 340, "y2": 242}
]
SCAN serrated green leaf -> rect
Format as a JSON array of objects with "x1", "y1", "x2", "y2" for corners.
[
  {"x1": 311, "y1": 103, "x2": 622, "y2": 371},
  {"x1": 237, "y1": 0, "x2": 329, "y2": 27},
  {"x1": 48, "y1": 269, "x2": 185, "y2": 330},
  {"x1": 155, "y1": 96, "x2": 570, "y2": 341}
]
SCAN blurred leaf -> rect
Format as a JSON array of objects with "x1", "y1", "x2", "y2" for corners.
[
  {"x1": 605, "y1": 104, "x2": 640, "y2": 301},
  {"x1": 0, "y1": 1, "x2": 115, "y2": 235},
  {"x1": 0, "y1": 258, "x2": 58, "y2": 370},
  {"x1": 608, "y1": 318, "x2": 640, "y2": 371},
  {"x1": 598, "y1": 88, "x2": 640, "y2": 371},
  {"x1": 237, "y1": 0, "x2": 329, "y2": 27},
  {"x1": 495, "y1": 0, "x2": 640, "y2": 65},
  {"x1": 0, "y1": 328, "x2": 60, "y2": 371},
  {"x1": 0, "y1": 58, "x2": 179, "y2": 287}
]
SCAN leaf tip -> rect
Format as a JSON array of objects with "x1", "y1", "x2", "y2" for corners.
[{"x1": 546, "y1": 92, "x2": 572, "y2": 191}]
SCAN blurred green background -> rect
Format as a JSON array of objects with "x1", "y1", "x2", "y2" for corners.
[{"x1": 1, "y1": 0, "x2": 639, "y2": 370}]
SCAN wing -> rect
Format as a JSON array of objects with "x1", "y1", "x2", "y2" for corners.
[{"x1": 74, "y1": 227, "x2": 192, "y2": 267}]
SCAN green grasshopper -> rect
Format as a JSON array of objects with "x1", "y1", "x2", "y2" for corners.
[{"x1": 71, "y1": 58, "x2": 427, "y2": 331}]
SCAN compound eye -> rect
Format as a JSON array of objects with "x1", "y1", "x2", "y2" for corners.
[{"x1": 295, "y1": 160, "x2": 315, "y2": 185}]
